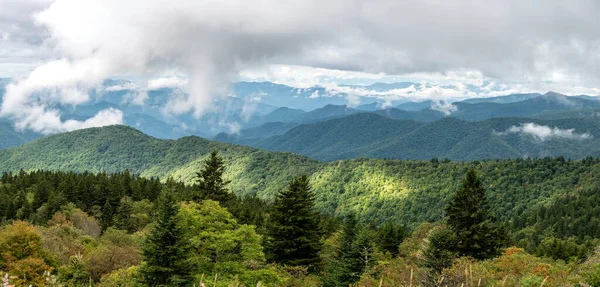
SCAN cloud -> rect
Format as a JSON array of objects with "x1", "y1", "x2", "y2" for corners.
[
  {"x1": 121, "y1": 91, "x2": 149, "y2": 106},
  {"x1": 496, "y1": 123, "x2": 592, "y2": 141},
  {"x1": 13, "y1": 107, "x2": 123, "y2": 134},
  {"x1": 3, "y1": 0, "x2": 600, "y2": 133},
  {"x1": 240, "y1": 94, "x2": 263, "y2": 121},
  {"x1": 319, "y1": 82, "x2": 485, "y2": 104},
  {"x1": 430, "y1": 100, "x2": 458, "y2": 115},
  {"x1": 147, "y1": 76, "x2": 189, "y2": 90},
  {"x1": 3, "y1": 1, "x2": 600, "y2": 85},
  {"x1": 105, "y1": 82, "x2": 139, "y2": 92}
]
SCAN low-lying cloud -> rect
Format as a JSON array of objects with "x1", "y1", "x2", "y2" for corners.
[
  {"x1": 496, "y1": 123, "x2": 592, "y2": 141},
  {"x1": 4, "y1": 0, "x2": 600, "y2": 133},
  {"x1": 430, "y1": 100, "x2": 458, "y2": 115},
  {"x1": 14, "y1": 107, "x2": 123, "y2": 134}
]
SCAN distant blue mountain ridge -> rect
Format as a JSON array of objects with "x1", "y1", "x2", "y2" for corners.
[{"x1": 0, "y1": 78, "x2": 599, "y2": 152}]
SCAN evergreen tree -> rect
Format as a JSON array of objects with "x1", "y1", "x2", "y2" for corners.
[
  {"x1": 377, "y1": 222, "x2": 406, "y2": 257},
  {"x1": 195, "y1": 150, "x2": 233, "y2": 203},
  {"x1": 140, "y1": 190, "x2": 195, "y2": 286},
  {"x1": 445, "y1": 169, "x2": 508, "y2": 260},
  {"x1": 113, "y1": 196, "x2": 135, "y2": 233},
  {"x1": 324, "y1": 216, "x2": 363, "y2": 287},
  {"x1": 267, "y1": 175, "x2": 322, "y2": 269},
  {"x1": 100, "y1": 199, "x2": 114, "y2": 231}
]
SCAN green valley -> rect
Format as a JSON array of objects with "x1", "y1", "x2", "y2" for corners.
[{"x1": 1, "y1": 125, "x2": 599, "y2": 231}]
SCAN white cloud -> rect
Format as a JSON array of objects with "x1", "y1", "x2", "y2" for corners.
[
  {"x1": 430, "y1": 100, "x2": 458, "y2": 115},
  {"x1": 240, "y1": 94, "x2": 263, "y2": 121},
  {"x1": 105, "y1": 82, "x2": 139, "y2": 92},
  {"x1": 496, "y1": 123, "x2": 592, "y2": 141},
  {"x1": 121, "y1": 91, "x2": 149, "y2": 106},
  {"x1": 147, "y1": 76, "x2": 188, "y2": 90},
  {"x1": 13, "y1": 107, "x2": 123, "y2": 134},
  {"x1": 3, "y1": 0, "x2": 600, "y2": 133}
]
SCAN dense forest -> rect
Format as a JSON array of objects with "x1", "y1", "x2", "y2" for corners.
[
  {"x1": 230, "y1": 114, "x2": 600, "y2": 161},
  {"x1": 2, "y1": 149, "x2": 600, "y2": 286},
  {"x1": 4, "y1": 126, "x2": 600, "y2": 229}
]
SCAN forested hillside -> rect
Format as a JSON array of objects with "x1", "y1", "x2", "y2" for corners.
[
  {"x1": 0, "y1": 125, "x2": 317, "y2": 199},
  {"x1": 2, "y1": 153, "x2": 600, "y2": 286},
  {"x1": 248, "y1": 114, "x2": 600, "y2": 161},
  {"x1": 2, "y1": 125, "x2": 600, "y2": 232}
]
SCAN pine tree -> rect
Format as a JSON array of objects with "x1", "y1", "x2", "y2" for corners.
[
  {"x1": 113, "y1": 196, "x2": 135, "y2": 233},
  {"x1": 195, "y1": 150, "x2": 233, "y2": 203},
  {"x1": 445, "y1": 169, "x2": 508, "y2": 259},
  {"x1": 100, "y1": 199, "x2": 114, "y2": 231},
  {"x1": 267, "y1": 175, "x2": 322, "y2": 269},
  {"x1": 377, "y1": 222, "x2": 406, "y2": 257},
  {"x1": 140, "y1": 190, "x2": 195, "y2": 286},
  {"x1": 324, "y1": 216, "x2": 365, "y2": 287}
]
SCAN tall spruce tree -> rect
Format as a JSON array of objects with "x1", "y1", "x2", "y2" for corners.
[
  {"x1": 377, "y1": 222, "x2": 406, "y2": 257},
  {"x1": 445, "y1": 169, "x2": 508, "y2": 260},
  {"x1": 267, "y1": 175, "x2": 322, "y2": 268},
  {"x1": 324, "y1": 216, "x2": 365, "y2": 287},
  {"x1": 140, "y1": 190, "x2": 195, "y2": 286},
  {"x1": 195, "y1": 150, "x2": 233, "y2": 203}
]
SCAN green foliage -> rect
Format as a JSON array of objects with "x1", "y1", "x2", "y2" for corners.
[
  {"x1": 195, "y1": 150, "x2": 233, "y2": 203},
  {"x1": 0, "y1": 125, "x2": 317, "y2": 199},
  {"x1": 6, "y1": 125, "x2": 600, "y2": 238},
  {"x1": 178, "y1": 200, "x2": 274, "y2": 285},
  {"x1": 445, "y1": 169, "x2": 508, "y2": 259},
  {"x1": 114, "y1": 197, "x2": 153, "y2": 233},
  {"x1": 98, "y1": 265, "x2": 143, "y2": 287},
  {"x1": 140, "y1": 191, "x2": 194, "y2": 286},
  {"x1": 256, "y1": 112, "x2": 600, "y2": 161},
  {"x1": 376, "y1": 222, "x2": 406, "y2": 257},
  {"x1": 5, "y1": 125, "x2": 600, "y2": 284},
  {"x1": 57, "y1": 253, "x2": 89, "y2": 285},
  {"x1": 323, "y1": 216, "x2": 361, "y2": 287},
  {"x1": 87, "y1": 228, "x2": 141, "y2": 281},
  {"x1": 324, "y1": 217, "x2": 378, "y2": 287},
  {"x1": 514, "y1": 187, "x2": 600, "y2": 252},
  {"x1": 267, "y1": 175, "x2": 322, "y2": 269},
  {"x1": 535, "y1": 237, "x2": 595, "y2": 262},
  {"x1": 582, "y1": 264, "x2": 600, "y2": 287},
  {"x1": 423, "y1": 225, "x2": 458, "y2": 274},
  {"x1": 441, "y1": 247, "x2": 574, "y2": 287}
]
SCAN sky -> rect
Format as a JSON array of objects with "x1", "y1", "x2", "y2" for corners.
[{"x1": 1, "y1": 0, "x2": 600, "y2": 133}]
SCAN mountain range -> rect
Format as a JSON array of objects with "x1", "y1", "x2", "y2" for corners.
[
  {"x1": 0, "y1": 124, "x2": 598, "y2": 227},
  {"x1": 1, "y1": 79, "x2": 600, "y2": 162},
  {"x1": 215, "y1": 92, "x2": 600, "y2": 161},
  {"x1": 219, "y1": 113, "x2": 600, "y2": 161}
]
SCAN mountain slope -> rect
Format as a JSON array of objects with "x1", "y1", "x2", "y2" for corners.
[
  {"x1": 212, "y1": 121, "x2": 298, "y2": 145},
  {"x1": 461, "y1": 93, "x2": 540, "y2": 104},
  {"x1": 397, "y1": 100, "x2": 434, "y2": 111},
  {"x1": 373, "y1": 107, "x2": 444, "y2": 121},
  {"x1": 1, "y1": 125, "x2": 600, "y2": 229},
  {"x1": 0, "y1": 125, "x2": 317, "y2": 198},
  {"x1": 451, "y1": 92, "x2": 600, "y2": 120},
  {"x1": 260, "y1": 113, "x2": 425, "y2": 160},
  {"x1": 253, "y1": 113, "x2": 600, "y2": 161},
  {"x1": 0, "y1": 122, "x2": 43, "y2": 149}
]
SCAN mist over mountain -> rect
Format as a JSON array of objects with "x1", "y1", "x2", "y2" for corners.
[
  {"x1": 7, "y1": 2, "x2": 600, "y2": 285},
  {"x1": 1, "y1": 78, "x2": 600, "y2": 155},
  {"x1": 222, "y1": 113, "x2": 600, "y2": 161}
]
